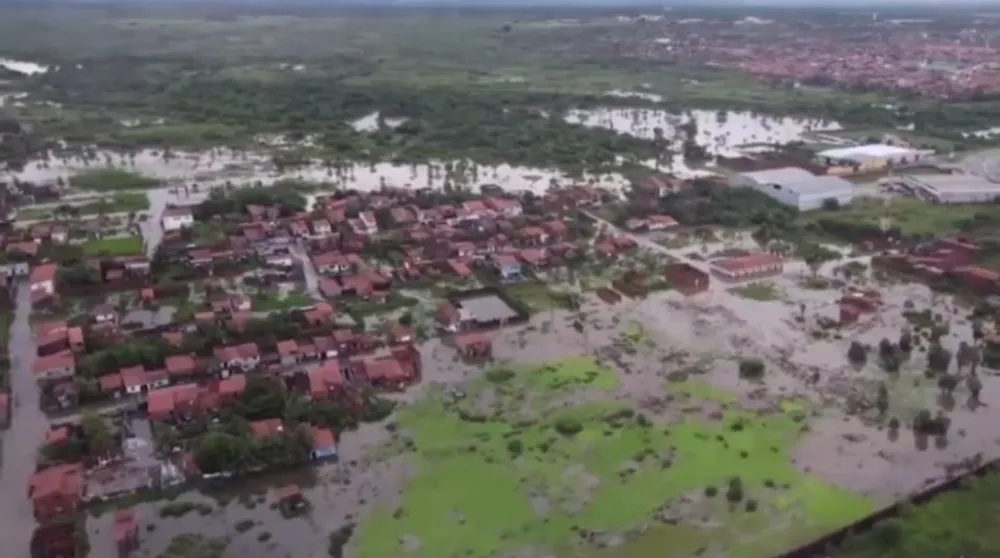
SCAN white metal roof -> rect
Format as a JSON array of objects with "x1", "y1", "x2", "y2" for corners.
[
  {"x1": 740, "y1": 167, "x2": 855, "y2": 196},
  {"x1": 817, "y1": 144, "x2": 918, "y2": 161}
]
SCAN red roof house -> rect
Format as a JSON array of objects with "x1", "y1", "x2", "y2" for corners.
[{"x1": 29, "y1": 463, "x2": 84, "y2": 522}]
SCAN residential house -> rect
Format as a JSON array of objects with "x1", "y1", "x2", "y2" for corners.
[
  {"x1": 452, "y1": 332, "x2": 493, "y2": 362},
  {"x1": 664, "y1": 263, "x2": 710, "y2": 296},
  {"x1": 114, "y1": 508, "x2": 140, "y2": 555},
  {"x1": 711, "y1": 253, "x2": 783, "y2": 282},
  {"x1": 309, "y1": 427, "x2": 338, "y2": 461},
  {"x1": 29, "y1": 463, "x2": 84, "y2": 522},
  {"x1": 492, "y1": 254, "x2": 523, "y2": 281},
  {"x1": 120, "y1": 366, "x2": 170, "y2": 395},
  {"x1": 91, "y1": 304, "x2": 118, "y2": 325},
  {"x1": 484, "y1": 197, "x2": 523, "y2": 218},
  {"x1": 540, "y1": 221, "x2": 568, "y2": 241},
  {"x1": 436, "y1": 302, "x2": 472, "y2": 333},
  {"x1": 162, "y1": 206, "x2": 194, "y2": 232},
  {"x1": 358, "y1": 357, "x2": 413, "y2": 390},
  {"x1": 32, "y1": 352, "x2": 76, "y2": 383},
  {"x1": 356, "y1": 211, "x2": 379, "y2": 235},
  {"x1": 215, "y1": 375, "x2": 247, "y2": 404},
  {"x1": 165, "y1": 355, "x2": 198, "y2": 382},
  {"x1": 311, "y1": 219, "x2": 333, "y2": 236},
  {"x1": 30, "y1": 263, "x2": 58, "y2": 297},
  {"x1": 277, "y1": 340, "x2": 300, "y2": 366},
  {"x1": 214, "y1": 343, "x2": 261, "y2": 373},
  {"x1": 307, "y1": 362, "x2": 345, "y2": 400},
  {"x1": 647, "y1": 215, "x2": 679, "y2": 231}
]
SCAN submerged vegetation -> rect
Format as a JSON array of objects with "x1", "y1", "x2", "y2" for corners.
[{"x1": 356, "y1": 357, "x2": 872, "y2": 558}]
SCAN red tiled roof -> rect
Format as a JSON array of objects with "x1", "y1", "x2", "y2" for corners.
[
  {"x1": 165, "y1": 355, "x2": 197, "y2": 377},
  {"x1": 30, "y1": 263, "x2": 58, "y2": 283},
  {"x1": 453, "y1": 331, "x2": 492, "y2": 349},
  {"x1": 715, "y1": 253, "x2": 782, "y2": 272},
  {"x1": 29, "y1": 463, "x2": 83, "y2": 500},
  {"x1": 276, "y1": 340, "x2": 299, "y2": 356},
  {"x1": 216, "y1": 375, "x2": 247, "y2": 397},
  {"x1": 31, "y1": 352, "x2": 75, "y2": 376},
  {"x1": 311, "y1": 426, "x2": 336, "y2": 449}
]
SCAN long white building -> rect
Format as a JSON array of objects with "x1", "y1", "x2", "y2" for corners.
[
  {"x1": 729, "y1": 167, "x2": 856, "y2": 211},
  {"x1": 815, "y1": 144, "x2": 929, "y2": 172},
  {"x1": 896, "y1": 174, "x2": 1000, "y2": 204}
]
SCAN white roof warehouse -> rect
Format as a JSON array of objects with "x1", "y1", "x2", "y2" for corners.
[{"x1": 729, "y1": 167, "x2": 856, "y2": 211}]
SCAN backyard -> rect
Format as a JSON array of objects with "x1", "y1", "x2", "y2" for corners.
[
  {"x1": 354, "y1": 357, "x2": 873, "y2": 558},
  {"x1": 82, "y1": 235, "x2": 144, "y2": 256}
]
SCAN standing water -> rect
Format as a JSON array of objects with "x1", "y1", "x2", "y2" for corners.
[{"x1": 0, "y1": 283, "x2": 46, "y2": 558}]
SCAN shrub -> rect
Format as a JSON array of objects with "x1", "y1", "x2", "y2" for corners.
[
  {"x1": 745, "y1": 499, "x2": 758, "y2": 512},
  {"x1": 485, "y1": 368, "x2": 516, "y2": 383},
  {"x1": 506, "y1": 439, "x2": 523, "y2": 456},
  {"x1": 726, "y1": 477, "x2": 744, "y2": 503},
  {"x1": 847, "y1": 341, "x2": 867, "y2": 364},
  {"x1": 704, "y1": 485, "x2": 718, "y2": 497},
  {"x1": 554, "y1": 418, "x2": 583, "y2": 436}
]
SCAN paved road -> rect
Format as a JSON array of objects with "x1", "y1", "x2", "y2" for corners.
[{"x1": 0, "y1": 282, "x2": 44, "y2": 558}]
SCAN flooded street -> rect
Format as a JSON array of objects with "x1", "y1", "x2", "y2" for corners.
[
  {"x1": 0, "y1": 283, "x2": 45, "y2": 558},
  {"x1": 291, "y1": 243, "x2": 323, "y2": 301}
]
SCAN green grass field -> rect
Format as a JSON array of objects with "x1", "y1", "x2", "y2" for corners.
[
  {"x1": 800, "y1": 197, "x2": 992, "y2": 238},
  {"x1": 251, "y1": 291, "x2": 314, "y2": 312},
  {"x1": 82, "y1": 235, "x2": 144, "y2": 256},
  {"x1": 835, "y1": 472, "x2": 1000, "y2": 558},
  {"x1": 355, "y1": 357, "x2": 873, "y2": 558}
]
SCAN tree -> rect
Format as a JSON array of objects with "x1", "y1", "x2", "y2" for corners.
[
  {"x1": 193, "y1": 431, "x2": 254, "y2": 474},
  {"x1": 81, "y1": 410, "x2": 116, "y2": 458},
  {"x1": 725, "y1": 477, "x2": 744, "y2": 503},
  {"x1": 898, "y1": 330, "x2": 913, "y2": 353},
  {"x1": 237, "y1": 377, "x2": 288, "y2": 421},
  {"x1": 847, "y1": 341, "x2": 867, "y2": 364},
  {"x1": 927, "y1": 343, "x2": 952, "y2": 374},
  {"x1": 875, "y1": 383, "x2": 889, "y2": 416},
  {"x1": 738, "y1": 359, "x2": 765, "y2": 380},
  {"x1": 937, "y1": 373, "x2": 958, "y2": 396},
  {"x1": 967, "y1": 373, "x2": 983, "y2": 401}
]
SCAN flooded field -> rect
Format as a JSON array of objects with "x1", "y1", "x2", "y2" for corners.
[{"x1": 565, "y1": 108, "x2": 841, "y2": 157}]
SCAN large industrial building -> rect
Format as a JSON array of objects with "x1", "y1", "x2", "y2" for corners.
[
  {"x1": 729, "y1": 166, "x2": 856, "y2": 211},
  {"x1": 815, "y1": 144, "x2": 928, "y2": 173},
  {"x1": 894, "y1": 174, "x2": 1000, "y2": 204}
]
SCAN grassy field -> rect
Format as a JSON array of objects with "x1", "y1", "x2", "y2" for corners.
[
  {"x1": 800, "y1": 197, "x2": 995, "y2": 238},
  {"x1": 251, "y1": 292, "x2": 314, "y2": 312},
  {"x1": 69, "y1": 167, "x2": 160, "y2": 192},
  {"x1": 835, "y1": 472, "x2": 1000, "y2": 558},
  {"x1": 82, "y1": 235, "x2": 143, "y2": 256},
  {"x1": 355, "y1": 357, "x2": 873, "y2": 558},
  {"x1": 730, "y1": 282, "x2": 782, "y2": 301}
]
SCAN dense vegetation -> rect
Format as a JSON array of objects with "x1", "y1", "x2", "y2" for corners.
[
  {"x1": 836, "y1": 472, "x2": 1000, "y2": 558},
  {"x1": 1, "y1": 3, "x2": 998, "y2": 174}
]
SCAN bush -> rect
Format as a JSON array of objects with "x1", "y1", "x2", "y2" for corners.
[
  {"x1": 726, "y1": 477, "x2": 744, "y2": 503},
  {"x1": 745, "y1": 499, "x2": 758, "y2": 512},
  {"x1": 485, "y1": 368, "x2": 516, "y2": 383},
  {"x1": 506, "y1": 439, "x2": 523, "y2": 456},
  {"x1": 704, "y1": 485, "x2": 718, "y2": 497},
  {"x1": 847, "y1": 341, "x2": 867, "y2": 364},
  {"x1": 738, "y1": 359, "x2": 765, "y2": 380},
  {"x1": 554, "y1": 418, "x2": 583, "y2": 437}
]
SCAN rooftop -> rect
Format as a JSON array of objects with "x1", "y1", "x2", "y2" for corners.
[
  {"x1": 902, "y1": 174, "x2": 1000, "y2": 193},
  {"x1": 817, "y1": 143, "x2": 920, "y2": 161},
  {"x1": 740, "y1": 167, "x2": 855, "y2": 196}
]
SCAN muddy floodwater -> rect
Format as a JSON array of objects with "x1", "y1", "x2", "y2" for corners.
[{"x1": 0, "y1": 284, "x2": 48, "y2": 558}]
